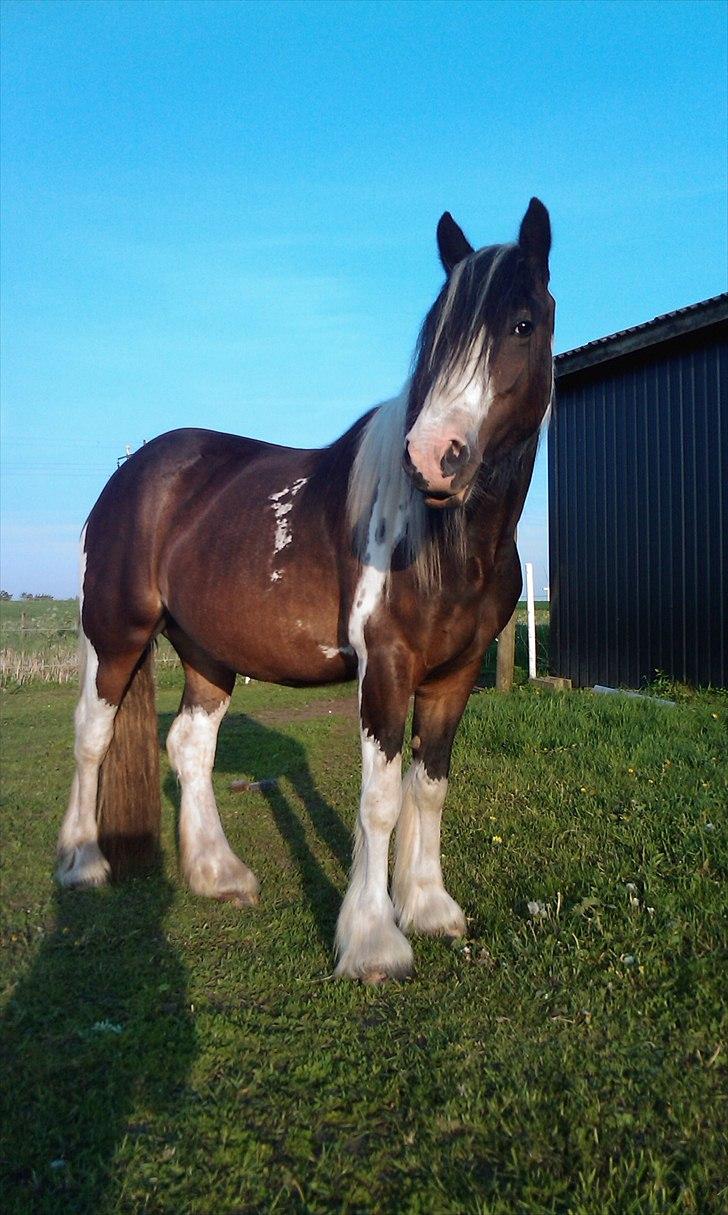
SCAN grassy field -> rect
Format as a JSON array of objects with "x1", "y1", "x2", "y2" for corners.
[
  {"x1": 1, "y1": 645, "x2": 725, "y2": 1213},
  {"x1": 0, "y1": 600, "x2": 181, "y2": 686}
]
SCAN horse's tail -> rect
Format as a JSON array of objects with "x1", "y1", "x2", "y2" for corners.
[{"x1": 97, "y1": 645, "x2": 161, "y2": 877}]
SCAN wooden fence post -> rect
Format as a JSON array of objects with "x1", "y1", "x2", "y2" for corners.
[
  {"x1": 496, "y1": 527, "x2": 518, "y2": 692},
  {"x1": 496, "y1": 608, "x2": 517, "y2": 691}
]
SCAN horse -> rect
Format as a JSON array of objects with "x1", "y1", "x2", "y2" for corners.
[{"x1": 56, "y1": 199, "x2": 554, "y2": 982}]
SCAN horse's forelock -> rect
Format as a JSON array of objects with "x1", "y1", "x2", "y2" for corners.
[{"x1": 408, "y1": 242, "x2": 530, "y2": 421}]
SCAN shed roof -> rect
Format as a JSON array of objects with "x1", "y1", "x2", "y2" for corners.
[{"x1": 555, "y1": 292, "x2": 728, "y2": 380}]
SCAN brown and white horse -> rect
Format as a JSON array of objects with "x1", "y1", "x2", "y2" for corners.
[{"x1": 57, "y1": 199, "x2": 554, "y2": 981}]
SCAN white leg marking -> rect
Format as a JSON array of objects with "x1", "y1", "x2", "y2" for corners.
[
  {"x1": 335, "y1": 734, "x2": 413, "y2": 980},
  {"x1": 56, "y1": 629, "x2": 115, "y2": 888},
  {"x1": 336, "y1": 444, "x2": 414, "y2": 979},
  {"x1": 167, "y1": 700, "x2": 259, "y2": 906},
  {"x1": 392, "y1": 761, "x2": 466, "y2": 937}
]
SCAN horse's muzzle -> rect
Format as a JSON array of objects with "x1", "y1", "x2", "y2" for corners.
[{"x1": 402, "y1": 440, "x2": 476, "y2": 508}]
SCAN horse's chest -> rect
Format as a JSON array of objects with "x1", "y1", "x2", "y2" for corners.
[
  {"x1": 376, "y1": 580, "x2": 483, "y2": 673},
  {"x1": 424, "y1": 598, "x2": 483, "y2": 669}
]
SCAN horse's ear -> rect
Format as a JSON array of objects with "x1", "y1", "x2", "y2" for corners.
[
  {"x1": 437, "y1": 212, "x2": 474, "y2": 275},
  {"x1": 518, "y1": 197, "x2": 551, "y2": 283}
]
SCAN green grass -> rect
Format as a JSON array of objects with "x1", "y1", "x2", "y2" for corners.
[{"x1": 1, "y1": 668, "x2": 726, "y2": 1213}]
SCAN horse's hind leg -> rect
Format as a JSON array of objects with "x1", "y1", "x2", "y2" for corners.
[
  {"x1": 57, "y1": 638, "x2": 137, "y2": 887},
  {"x1": 392, "y1": 668, "x2": 478, "y2": 939},
  {"x1": 165, "y1": 630, "x2": 259, "y2": 907}
]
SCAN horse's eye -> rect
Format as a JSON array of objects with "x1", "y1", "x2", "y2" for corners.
[{"x1": 513, "y1": 319, "x2": 533, "y2": 337}]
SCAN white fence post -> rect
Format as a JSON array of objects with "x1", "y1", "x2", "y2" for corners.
[{"x1": 526, "y1": 562, "x2": 536, "y2": 680}]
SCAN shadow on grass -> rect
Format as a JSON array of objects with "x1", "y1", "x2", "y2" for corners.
[
  {"x1": 158, "y1": 708, "x2": 353, "y2": 952},
  {"x1": 0, "y1": 705, "x2": 352, "y2": 1210},
  {"x1": 0, "y1": 875, "x2": 196, "y2": 1215}
]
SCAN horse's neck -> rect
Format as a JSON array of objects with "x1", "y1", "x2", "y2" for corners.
[{"x1": 463, "y1": 439, "x2": 539, "y2": 563}]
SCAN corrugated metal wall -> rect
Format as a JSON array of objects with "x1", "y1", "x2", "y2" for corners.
[{"x1": 549, "y1": 326, "x2": 728, "y2": 688}]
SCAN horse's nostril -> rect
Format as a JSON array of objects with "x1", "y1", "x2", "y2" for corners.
[{"x1": 441, "y1": 439, "x2": 470, "y2": 477}]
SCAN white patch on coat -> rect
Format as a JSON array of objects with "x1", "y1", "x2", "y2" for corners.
[
  {"x1": 392, "y1": 760, "x2": 465, "y2": 937},
  {"x1": 271, "y1": 498, "x2": 294, "y2": 554},
  {"x1": 334, "y1": 733, "x2": 413, "y2": 979},
  {"x1": 268, "y1": 478, "x2": 309, "y2": 576},
  {"x1": 167, "y1": 699, "x2": 259, "y2": 903},
  {"x1": 56, "y1": 532, "x2": 115, "y2": 887}
]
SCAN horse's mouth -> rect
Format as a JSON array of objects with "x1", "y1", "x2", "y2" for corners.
[
  {"x1": 402, "y1": 447, "x2": 475, "y2": 509},
  {"x1": 424, "y1": 486, "x2": 469, "y2": 509}
]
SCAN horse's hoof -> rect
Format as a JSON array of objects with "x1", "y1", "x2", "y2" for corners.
[
  {"x1": 361, "y1": 966, "x2": 411, "y2": 985},
  {"x1": 334, "y1": 933, "x2": 414, "y2": 982},
  {"x1": 56, "y1": 842, "x2": 111, "y2": 888},
  {"x1": 394, "y1": 884, "x2": 466, "y2": 939},
  {"x1": 184, "y1": 854, "x2": 260, "y2": 906},
  {"x1": 217, "y1": 888, "x2": 260, "y2": 908}
]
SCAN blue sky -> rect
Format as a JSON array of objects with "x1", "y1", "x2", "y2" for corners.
[{"x1": 2, "y1": 0, "x2": 726, "y2": 598}]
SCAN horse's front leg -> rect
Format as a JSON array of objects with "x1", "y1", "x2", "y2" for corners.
[
  {"x1": 392, "y1": 664, "x2": 480, "y2": 939},
  {"x1": 334, "y1": 649, "x2": 414, "y2": 982}
]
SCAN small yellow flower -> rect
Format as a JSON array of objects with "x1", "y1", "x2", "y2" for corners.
[
  {"x1": 491, "y1": 835, "x2": 503, "y2": 845},
  {"x1": 627, "y1": 767, "x2": 636, "y2": 775}
]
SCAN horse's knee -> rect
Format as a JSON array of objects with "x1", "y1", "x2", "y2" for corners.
[
  {"x1": 167, "y1": 701, "x2": 228, "y2": 780},
  {"x1": 360, "y1": 796, "x2": 400, "y2": 836}
]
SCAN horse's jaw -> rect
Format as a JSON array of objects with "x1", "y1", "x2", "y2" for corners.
[{"x1": 423, "y1": 486, "x2": 470, "y2": 510}]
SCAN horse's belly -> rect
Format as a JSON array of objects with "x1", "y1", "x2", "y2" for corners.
[
  {"x1": 225, "y1": 604, "x2": 357, "y2": 686},
  {"x1": 163, "y1": 564, "x2": 356, "y2": 686}
]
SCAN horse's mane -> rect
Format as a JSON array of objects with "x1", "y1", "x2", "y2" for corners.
[{"x1": 346, "y1": 389, "x2": 467, "y2": 591}]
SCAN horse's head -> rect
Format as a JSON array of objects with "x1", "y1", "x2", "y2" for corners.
[{"x1": 403, "y1": 199, "x2": 554, "y2": 508}]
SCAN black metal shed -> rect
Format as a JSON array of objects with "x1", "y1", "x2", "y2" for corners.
[{"x1": 549, "y1": 293, "x2": 728, "y2": 689}]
